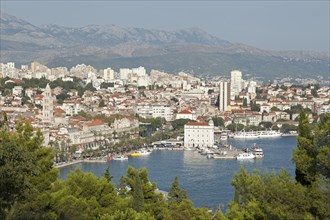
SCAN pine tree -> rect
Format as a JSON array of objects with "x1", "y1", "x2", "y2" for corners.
[
  {"x1": 103, "y1": 166, "x2": 113, "y2": 182},
  {"x1": 293, "y1": 112, "x2": 315, "y2": 185},
  {"x1": 168, "y1": 176, "x2": 187, "y2": 203},
  {"x1": 132, "y1": 174, "x2": 144, "y2": 212}
]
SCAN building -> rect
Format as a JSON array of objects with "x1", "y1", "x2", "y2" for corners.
[
  {"x1": 103, "y1": 68, "x2": 115, "y2": 81},
  {"x1": 219, "y1": 81, "x2": 230, "y2": 112},
  {"x1": 184, "y1": 120, "x2": 214, "y2": 148},
  {"x1": 176, "y1": 109, "x2": 197, "y2": 120},
  {"x1": 230, "y1": 70, "x2": 243, "y2": 99},
  {"x1": 134, "y1": 103, "x2": 173, "y2": 121},
  {"x1": 42, "y1": 84, "x2": 54, "y2": 124},
  {"x1": 0, "y1": 62, "x2": 16, "y2": 78}
]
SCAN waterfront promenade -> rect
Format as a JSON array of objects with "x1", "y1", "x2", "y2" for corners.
[{"x1": 54, "y1": 158, "x2": 107, "y2": 168}]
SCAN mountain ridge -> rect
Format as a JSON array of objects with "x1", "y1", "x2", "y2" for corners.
[{"x1": 1, "y1": 12, "x2": 329, "y2": 80}]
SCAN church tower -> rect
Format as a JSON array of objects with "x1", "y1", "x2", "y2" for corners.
[{"x1": 42, "y1": 83, "x2": 54, "y2": 124}]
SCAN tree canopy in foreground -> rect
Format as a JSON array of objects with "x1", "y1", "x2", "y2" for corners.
[{"x1": 0, "y1": 113, "x2": 329, "y2": 219}]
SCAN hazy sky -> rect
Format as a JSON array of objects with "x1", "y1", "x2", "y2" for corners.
[{"x1": 1, "y1": 1, "x2": 329, "y2": 52}]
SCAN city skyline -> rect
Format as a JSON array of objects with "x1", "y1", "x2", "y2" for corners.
[{"x1": 1, "y1": 1, "x2": 329, "y2": 52}]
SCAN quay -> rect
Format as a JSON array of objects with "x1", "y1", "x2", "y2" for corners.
[{"x1": 54, "y1": 158, "x2": 107, "y2": 168}]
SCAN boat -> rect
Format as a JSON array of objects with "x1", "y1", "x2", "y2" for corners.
[
  {"x1": 232, "y1": 130, "x2": 259, "y2": 139},
  {"x1": 251, "y1": 144, "x2": 264, "y2": 158},
  {"x1": 112, "y1": 155, "x2": 128, "y2": 161},
  {"x1": 236, "y1": 152, "x2": 256, "y2": 160},
  {"x1": 130, "y1": 149, "x2": 152, "y2": 157},
  {"x1": 282, "y1": 130, "x2": 298, "y2": 136},
  {"x1": 220, "y1": 132, "x2": 228, "y2": 141},
  {"x1": 258, "y1": 130, "x2": 282, "y2": 138}
]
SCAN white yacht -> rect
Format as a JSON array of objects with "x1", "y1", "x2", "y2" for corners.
[
  {"x1": 252, "y1": 145, "x2": 264, "y2": 159},
  {"x1": 220, "y1": 131, "x2": 228, "y2": 140},
  {"x1": 236, "y1": 152, "x2": 256, "y2": 160},
  {"x1": 112, "y1": 155, "x2": 129, "y2": 161},
  {"x1": 130, "y1": 149, "x2": 152, "y2": 157}
]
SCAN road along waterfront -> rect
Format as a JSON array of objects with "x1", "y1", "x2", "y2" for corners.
[{"x1": 59, "y1": 136, "x2": 297, "y2": 211}]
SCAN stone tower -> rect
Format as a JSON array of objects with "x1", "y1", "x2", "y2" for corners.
[{"x1": 42, "y1": 83, "x2": 54, "y2": 124}]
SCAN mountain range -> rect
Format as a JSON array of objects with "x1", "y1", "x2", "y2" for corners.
[{"x1": 1, "y1": 12, "x2": 329, "y2": 81}]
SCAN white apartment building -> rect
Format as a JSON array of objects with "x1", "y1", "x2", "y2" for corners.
[
  {"x1": 219, "y1": 81, "x2": 230, "y2": 112},
  {"x1": 61, "y1": 100, "x2": 82, "y2": 116},
  {"x1": 0, "y1": 62, "x2": 16, "y2": 78},
  {"x1": 119, "y1": 68, "x2": 130, "y2": 80},
  {"x1": 132, "y1": 66, "x2": 146, "y2": 77},
  {"x1": 103, "y1": 68, "x2": 115, "y2": 81},
  {"x1": 134, "y1": 103, "x2": 173, "y2": 121},
  {"x1": 184, "y1": 120, "x2": 214, "y2": 148},
  {"x1": 230, "y1": 70, "x2": 243, "y2": 99},
  {"x1": 137, "y1": 76, "x2": 151, "y2": 87}
]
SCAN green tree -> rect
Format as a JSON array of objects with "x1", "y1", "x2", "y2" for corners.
[
  {"x1": 212, "y1": 117, "x2": 225, "y2": 127},
  {"x1": 293, "y1": 112, "x2": 315, "y2": 185},
  {"x1": 168, "y1": 176, "x2": 187, "y2": 203},
  {"x1": 259, "y1": 121, "x2": 273, "y2": 129},
  {"x1": 132, "y1": 174, "x2": 145, "y2": 212},
  {"x1": 250, "y1": 102, "x2": 260, "y2": 112},
  {"x1": 0, "y1": 120, "x2": 58, "y2": 219},
  {"x1": 227, "y1": 167, "x2": 311, "y2": 220},
  {"x1": 99, "y1": 99, "x2": 106, "y2": 107},
  {"x1": 243, "y1": 98, "x2": 247, "y2": 106},
  {"x1": 270, "y1": 106, "x2": 280, "y2": 111},
  {"x1": 171, "y1": 119, "x2": 195, "y2": 130},
  {"x1": 226, "y1": 123, "x2": 244, "y2": 132},
  {"x1": 103, "y1": 166, "x2": 114, "y2": 182}
]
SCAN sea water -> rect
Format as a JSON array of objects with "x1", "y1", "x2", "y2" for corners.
[{"x1": 59, "y1": 136, "x2": 297, "y2": 210}]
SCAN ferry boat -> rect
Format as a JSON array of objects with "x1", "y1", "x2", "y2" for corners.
[
  {"x1": 258, "y1": 130, "x2": 282, "y2": 138},
  {"x1": 236, "y1": 152, "x2": 256, "y2": 160},
  {"x1": 231, "y1": 130, "x2": 259, "y2": 139}
]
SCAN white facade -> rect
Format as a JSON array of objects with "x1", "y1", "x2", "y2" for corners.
[
  {"x1": 184, "y1": 120, "x2": 214, "y2": 148},
  {"x1": 119, "y1": 68, "x2": 130, "y2": 80},
  {"x1": 219, "y1": 81, "x2": 230, "y2": 112},
  {"x1": 247, "y1": 80, "x2": 257, "y2": 94},
  {"x1": 137, "y1": 76, "x2": 151, "y2": 87},
  {"x1": 230, "y1": 70, "x2": 242, "y2": 99},
  {"x1": 152, "y1": 105, "x2": 173, "y2": 121},
  {"x1": 0, "y1": 62, "x2": 16, "y2": 78},
  {"x1": 135, "y1": 103, "x2": 173, "y2": 121},
  {"x1": 12, "y1": 86, "x2": 23, "y2": 96},
  {"x1": 61, "y1": 101, "x2": 82, "y2": 116},
  {"x1": 103, "y1": 68, "x2": 115, "y2": 81},
  {"x1": 132, "y1": 66, "x2": 146, "y2": 77}
]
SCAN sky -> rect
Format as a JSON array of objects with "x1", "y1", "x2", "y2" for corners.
[{"x1": 1, "y1": 1, "x2": 329, "y2": 52}]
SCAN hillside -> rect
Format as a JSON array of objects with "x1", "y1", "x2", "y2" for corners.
[{"x1": 1, "y1": 12, "x2": 329, "y2": 81}]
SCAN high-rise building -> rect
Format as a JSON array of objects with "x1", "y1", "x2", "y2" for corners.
[
  {"x1": 42, "y1": 84, "x2": 54, "y2": 124},
  {"x1": 230, "y1": 70, "x2": 242, "y2": 99},
  {"x1": 219, "y1": 81, "x2": 230, "y2": 112},
  {"x1": 103, "y1": 68, "x2": 115, "y2": 81}
]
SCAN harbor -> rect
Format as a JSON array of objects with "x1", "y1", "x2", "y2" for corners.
[{"x1": 58, "y1": 136, "x2": 297, "y2": 211}]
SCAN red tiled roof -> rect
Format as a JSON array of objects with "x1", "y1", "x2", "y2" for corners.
[
  {"x1": 86, "y1": 119, "x2": 104, "y2": 127},
  {"x1": 178, "y1": 109, "x2": 192, "y2": 114},
  {"x1": 186, "y1": 122, "x2": 209, "y2": 126},
  {"x1": 54, "y1": 108, "x2": 65, "y2": 114}
]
